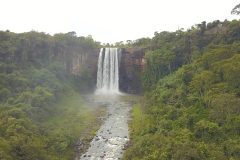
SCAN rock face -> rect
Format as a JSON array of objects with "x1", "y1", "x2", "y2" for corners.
[
  {"x1": 65, "y1": 48, "x2": 99, "y2": 90},
  {"x1": 67, "y1": 48, "x2": 99, "y2": 76},
  {"x1": 68, "y1": 48, "x2": 146, "y2": 94},
  {"x1": 119, "y1": 48, "x2": 146, "y2": 94}
]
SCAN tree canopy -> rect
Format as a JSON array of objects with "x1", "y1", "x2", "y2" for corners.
[
  {"x1": 123, "y1": 19, "x2": 240, "y2": 160},
  {"x1": 231, "y1": 3, "x2": 240, "y2": 15},
  {"x1": 0, "y1": 30, "x2": 102, "y2": 159}
]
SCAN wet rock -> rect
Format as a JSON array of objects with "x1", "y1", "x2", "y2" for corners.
[
  {"x1": 79, "y1": 101, "x2": 133, "y2": 159},
  {"x1": 76, "y1": 139, "x2": 82, "y2": 145}
]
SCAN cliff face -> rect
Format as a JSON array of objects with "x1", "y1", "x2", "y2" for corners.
[
  {"x1": 64, "y1": 48, "x2": 99, "y2": 93},
  {"x1": 68, "y1": 48, "x2": 146, "y2": 94},
  {"x1": 119, "y1": 48, "x2": 146, "y2": 94},
  {"x1": 66, "y1": 49, "x2": 99, "y2": 75}
]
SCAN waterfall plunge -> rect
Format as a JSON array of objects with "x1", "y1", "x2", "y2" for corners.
[{"x1": 95, "y1": 48, "x2": 121, "y2": 94}]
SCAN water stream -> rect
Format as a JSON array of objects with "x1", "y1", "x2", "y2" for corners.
[{"x1": 78, "y1": 94, "x2": 142, "y2": 160}]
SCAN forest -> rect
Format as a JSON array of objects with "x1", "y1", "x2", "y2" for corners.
[
  {"x1": 0, "y1": 31, "x2": 103, "y2": 159},
  {"x1": 1, "y1": 4, "x2": 240, "y2": 160},
  {"x1": 122, "y1": 16, "x2": 240, "y2": 160}
]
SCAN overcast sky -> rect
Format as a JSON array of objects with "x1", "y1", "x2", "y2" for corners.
[{"x1": 1, "y1": 0, "x2": 239, "y2": 44}]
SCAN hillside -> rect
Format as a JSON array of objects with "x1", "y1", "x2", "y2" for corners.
[
  {"x1": 123, "y1": 19, "x2": 240, "y2": 160},
  {"x1": 0, "y1": 31, "x2": 103, "y2": 159}
]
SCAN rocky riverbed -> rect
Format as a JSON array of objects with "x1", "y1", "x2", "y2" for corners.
[{"x1": 75, "y1": 94, "x2": 142, "y2": 160}]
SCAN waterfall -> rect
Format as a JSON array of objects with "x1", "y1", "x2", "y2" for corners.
[{"x1": 96, "y1": 48, "x2": 121, "y2": 94}]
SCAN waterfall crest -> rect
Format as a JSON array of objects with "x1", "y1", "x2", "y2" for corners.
[{"x1": 95, "y1": 48, "x2": 121, "y2": 94}]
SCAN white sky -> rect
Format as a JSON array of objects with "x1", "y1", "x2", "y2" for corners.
[{"x1": 1, "y1": 0, "x2": 239, "y2": 44}]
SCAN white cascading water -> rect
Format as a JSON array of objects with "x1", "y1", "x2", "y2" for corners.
[{"x1": 95, "y1": 48, "x2": 121, "y2": 94}]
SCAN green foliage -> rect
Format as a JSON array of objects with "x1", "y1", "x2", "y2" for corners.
[
  {"x1": 231, "y1": 3, "x2": 240, "y2": 15},
  {"x1": 27, "y1": 69, "x2": 63, "y2": 93},
  {"x1": 48, "y1": 61, "x2": 66, "y2": 80},
  {"x1": 124, "y1": 19, "x2": 240, "y2": 160},
  {"x1": 210, "y1": 93, "x2": 240, "y2": 125},
  {"x1": 0, "y1": 88, "x2": 11, "y2": 101},
  {"x1": 0, "y1": 30, "x2": 102, "y2": 159},
  {"x1": 188, "y1": 70, "x2": 215, "y2": 97},
  {"x1": 194, "y1": 120, "x2": 223, "y2": 142}
]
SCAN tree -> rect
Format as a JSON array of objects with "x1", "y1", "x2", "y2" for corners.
[
  {"x1": 194, "y1": 120, "x2": 222, "y2": 143},
  {"x1": 210, "y1": 93, "x2": 240, "y2": 125},
  {"x1": 188, "y1": 71, "x2": 215, "y2": 98},
  {"x1": 0, "y1": 137, "x2": 12, "y2": 160},
  {"x1": 231, "y1": 3, "x2": 240, "y2": 15},
  {"x1": 213, "y1": 54, "x2": 240, "y2": 95},
  {"x1": 0, "y1": 88, "x2": 11, "y2": 101},
  {"x1": 126, "y1": 40, "x2": 132, "y2": 45},
  {"x1": 227, "y1": 20, "x2": 240, "y2": 42},
  {"x1": 161, "y1": 50, "x2": 175, "y2": 74}
]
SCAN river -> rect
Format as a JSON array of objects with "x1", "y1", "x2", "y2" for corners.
[{"x1": 76, "y1": 94, "x2": 142, "y2": 160}]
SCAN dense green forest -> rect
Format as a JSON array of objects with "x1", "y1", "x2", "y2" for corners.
[
  {"x1": 123, "y1": 18, "x2": 240, "y2": 160},
  {"x1": 0, "y1": 30, "x2": 102, "y2": 159}
]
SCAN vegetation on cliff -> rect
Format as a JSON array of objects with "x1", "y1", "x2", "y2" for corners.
[
  {"x1": 123, "y1": 17, "x2": 240, "y2": 159},
  {"x1": 0, "y1": 30, "x2": 101, "y2": 159}
]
